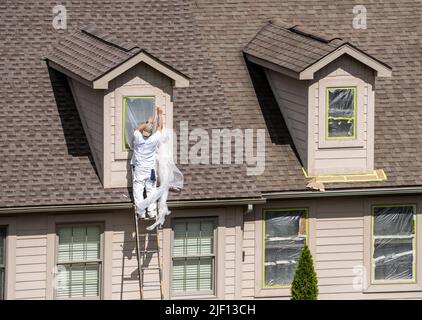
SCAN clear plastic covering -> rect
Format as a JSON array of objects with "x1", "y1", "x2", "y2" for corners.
[
  {"x1": 373, "y1": 206, "x2": 415, "y2": 281},
  {"x1": 264, "y1": 210, "x2": 306, "y2": 286},
  {"x1": 327, "y1": 88, "x2": 355, "y2": 138},
  {"x1": 132, "y1": 129, "x2": 184, "y2": 231},
  {"x1": 124, "y1": 97, "x2": 155, "y2": 150}
]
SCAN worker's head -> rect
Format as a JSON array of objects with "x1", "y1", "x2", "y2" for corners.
[{"x1": 142, "y1": 122, "x2": 153, "y2": 137}]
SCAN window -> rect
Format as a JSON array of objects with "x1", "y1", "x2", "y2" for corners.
[
  {"x1": 372, "y1": 205, "x2": 416, "y2": 283},
  {"x1": 326, "y1": 87, "x2": 356, "y2": 139},
  {"x1": 171, "y1": 219, "x2": 216, "y2": 296},
  {"x1": 0, "y1": 227, "x2": 6, "y2": 300},
  {"x1": 55, "y1": 225, "x2": 102, "y2": 299},
  {"x1": 122, "y1": 96, "x2": 155, "y2": 150},
  {"x1": 263, "y1": 208, "x2": 307, "y2": 288}
]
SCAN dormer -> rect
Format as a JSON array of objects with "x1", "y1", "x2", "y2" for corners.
[
  {"x1": 244, "y1": 20, "x2": 392, "y2": 177},
  {"x1": 45, "y1": 26, "x2": 189, "y2": 188}
]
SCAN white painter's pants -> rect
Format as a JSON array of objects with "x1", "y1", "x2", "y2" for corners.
[{"x1": 133, "y1": 167, "x2": 157, "y2": 218}]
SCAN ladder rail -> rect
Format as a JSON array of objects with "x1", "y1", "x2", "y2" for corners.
[{"x1": 134, "y1": 210, "x2": 144, "y2": 300}]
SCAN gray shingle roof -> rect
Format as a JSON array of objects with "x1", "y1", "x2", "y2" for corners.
[
  {"x1": 0, "y1": 0, "x2": 421, "y2": 208},
  {"x1": 244, "y1": 20, "x2": 346, "y2": 73}
]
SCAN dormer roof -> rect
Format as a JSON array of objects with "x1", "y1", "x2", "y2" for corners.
[
  {"x1": 45, "y1": 26, "x2": 189, "y2": 89},
  {"x1": 244, "y1": 20, "x2": 392, "y2": 80}
]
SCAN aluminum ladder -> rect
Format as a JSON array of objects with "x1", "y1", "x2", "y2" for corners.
[{"x1": 133, "y1": 212, "x2": 164, "y2": 300}]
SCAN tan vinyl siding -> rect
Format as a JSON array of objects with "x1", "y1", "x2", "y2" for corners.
[
  {"x1": 265, "y1": 69, "x2": 308, "y2": 166},
  {"x1": 68, "y1": 79, "x2": 104, "y2": 182},
  {"x1": 2, "y1": 197, "x2": 422, "y2": 300}
]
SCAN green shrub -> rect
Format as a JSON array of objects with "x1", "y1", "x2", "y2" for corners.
[{"x1": 291, "y1": 244, "x2": 318, "y2": 300}]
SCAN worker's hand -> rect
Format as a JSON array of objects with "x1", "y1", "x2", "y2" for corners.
[
  {"x1": 148, "y1": 115, "x2": 154, "y2": 123},
  {"x1": 157, "y1": 107, "x2": 163, "y2": 115}
]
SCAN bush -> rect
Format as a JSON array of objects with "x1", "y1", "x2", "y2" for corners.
[{"x1": 291, "y1": 244, "x2": 318, "y2": 300}]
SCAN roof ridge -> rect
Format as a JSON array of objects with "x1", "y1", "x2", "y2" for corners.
[{"x1": 81, "y1": 25, "x2": 140, "y2": 53}]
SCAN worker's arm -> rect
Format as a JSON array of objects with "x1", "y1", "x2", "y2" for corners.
[
  {"x1": 156, "y1": 107, "x2": 164, "y2": 132},
  {"x1": 135, "y1": 115, "x2": 154, "y2": 132}
]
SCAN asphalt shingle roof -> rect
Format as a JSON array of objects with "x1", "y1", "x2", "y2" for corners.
[{"x1": 0, "y1": 0, "x2": 421, "y2": 208}]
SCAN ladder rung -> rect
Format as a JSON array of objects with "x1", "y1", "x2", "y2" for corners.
[{"x1": 139, "y1": 250, "x2": 159, "y2": 254}]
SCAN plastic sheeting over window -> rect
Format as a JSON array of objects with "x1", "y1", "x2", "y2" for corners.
[
  {"x1": 372, "y1": 205, "x2": 416, "y2": 282},
  {"x1": 124, "y1": 96, "x2": 155, "y2": 150},
  {"x1": 264, "y1": 209, "x2": 307, "y2": 287},
  {"x1": 327, "y1": 87, "x2": 356, "y2": 138}
]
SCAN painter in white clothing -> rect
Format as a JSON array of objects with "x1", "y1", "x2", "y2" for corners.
[{"x1": 131, "y1": 107, "x2": 163, "y2": 218}]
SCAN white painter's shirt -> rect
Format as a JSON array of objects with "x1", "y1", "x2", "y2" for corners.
[{"x1": 131, "y1": 130, "x2": 162, "y2": 172}]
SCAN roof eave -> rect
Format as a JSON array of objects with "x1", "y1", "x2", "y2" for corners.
[
  {"x1": 92, "y1": 50, "x2": 190, "y2": 89},
  {"x1": 299, "y1": 44, "x2": 393, "y2": 80}
]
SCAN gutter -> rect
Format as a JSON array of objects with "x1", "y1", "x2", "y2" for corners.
[
  {"x1": 262, "y1": 186, "x2": 422, "y2": 199},
  {"x1": 0, "y1": 197, "x2": 266, "y2": 214}
]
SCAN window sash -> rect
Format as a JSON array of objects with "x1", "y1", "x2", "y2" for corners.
[
  {"x1": 122, "y1": 96, "x2": 155, "y2": 150},
  {"x1": 326, "y1": 87, "x2": 357, "y2": 139},
  {"x1": 263, "y1": 209, "x2": 308, "y2": 288},
  {"x1": 371, "y1": 205, "x2": 417, "y2": 283},
  {"x1": 171, "y1": 219, "x2": 216, "y2": 296},
  {"x1": 55, "y1": 224, "x2": 103, "y2": 299}
]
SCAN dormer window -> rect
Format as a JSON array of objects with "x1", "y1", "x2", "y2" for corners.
[
  {"x1": 45, "y1": 26, "x2": 189, "y2": 188},
  {"x1": 244, "y1": 19, "x2": 392, "y2": 178},
  {"x1": 326, "y1": 87, "x2": 356, "y2": 139},
  {"x1": 123, "y1": 96, "x2": 155, "y2": 150}
]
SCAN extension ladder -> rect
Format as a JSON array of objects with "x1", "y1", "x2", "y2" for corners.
[{"x1": 133, "y1": 212, "x2": 164, "y2": 300}]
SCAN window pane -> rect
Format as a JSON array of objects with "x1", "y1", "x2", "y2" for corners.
[
  {"x1": 327, "y1": 88, "x2": 355, "y2": 138},
  {"x1": 124, "y1": 97, "x2": 155, "y2": 149},
  {"x1": 374, "y1": 206, "x2": 414, "y2": 235},
  {"x1": 58, "y1": 226, "x2": 101, "y2": 263},
  {"x1": 374, "y1": 238, "x2": 413, "y2": 280},
  {"x1": 172, "y1": 258, "x2": 213, "y2": 293},
  {"x1": 328, "y1": 118, "x2": 354, "y2": 137},
  {"x1": 56, "y1": 263, "x2": 100, "y2": 298},
  {"x1": 173, "y1": 223, "x2": 187, "y2": 257},
  {"x1": 186, "y1": 222, "x2": 200, "y2": 256},
  {"x1": 264, "y1": 210, "x2": 306, "y2": 287},
  {"x1": 373, "y1": 205, "x2": 415, "y2": 281},
  {"x1": 328, "y1": 88, "x2": 354, "y2": 118}
]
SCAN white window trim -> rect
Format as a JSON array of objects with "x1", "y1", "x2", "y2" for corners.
[
  {"x1": 46, "y1": 213, "x2": 113, "y2": 300},
  {"x1": 363, "y1": 198, "x2": 422, "y2": 293},
  {"x1": 162, "y1": 208, "x2": 226, "y2": 300},
  {"x1": 114, "y1": 86, "x2": 168, "y2": 160},
  {"x1": 318, "y1": 77, "x2": 365, "y2": 149},
  {"x1": 0, "y1": 218, "x2": 16, "y2": 300},
  {"x1": 54, "y1": 223, "x2": 104, "y2": 300}
]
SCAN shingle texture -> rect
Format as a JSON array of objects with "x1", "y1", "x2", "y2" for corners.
[
  {"x1": 45, "y1": 27, "x2": 139, "y2": 82},
  {"x1": 244, "y1": 20, "x2": 346, "y2": 73},
  {"x1": 1, "y1": 0, "x2": 422, "y2": 208}
]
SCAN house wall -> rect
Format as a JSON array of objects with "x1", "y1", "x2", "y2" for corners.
[
  {"x1": 265, "y1": 70, "x2": 308, "y2": 167},
  {"x1": 308, "y1": 55, "x2": 375, "y2": 176},
  {"x1": 68, "y1": 78, "x2": 105, "y2": 182},
  {"x1": 2, "y1": 195, "x2": 422, "y2": 300},
  {"x1": 103, "y1": 62, "x2": 174, "y2": 188},
  {"x1": 247, "y1": 195, "x2": 422, "y2": 300}
]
